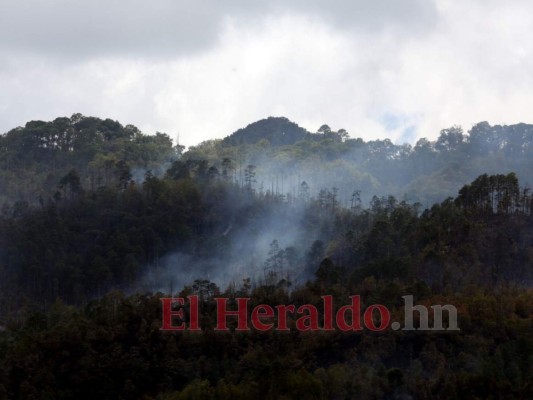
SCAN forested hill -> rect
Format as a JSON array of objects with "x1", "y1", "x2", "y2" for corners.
[
  {"x1": 222, "y1": 116, "x2": 311, "y2": 146},
  {"x1": 0, "y1": 115, "x2": 532, "y2": 399},
  {"x1": 0, "y1": 166, "x2": 532, "y2": 399},
  {"x1": 186, "y1": 120, "x2": 533, "y2": 206},
  {"x1": 2, "y1": 114, "x2": 533, "y2": 210},
  {"x1": 0, "y1": 114, "x2": 182, "y2": 207}
]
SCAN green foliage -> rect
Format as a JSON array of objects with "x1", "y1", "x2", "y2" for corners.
[
  {"x1": 222, "y1": 116, "x2": 310, "y2": 147},
  {"x1": 0, "y1": 114, "x2": 178, "y2": 207},
  {"x1": 181, "y1": 119, "x2": 533, "y2": 207},
  {"x1": 0, "y1": 285, "x2": 531, "y2": 399},
  {"x1": 0, "y1": 178, "x2": 204, "y2": 304},
  {"x1": 1, "y1": 114, "x2": 533, "y2": 399}
]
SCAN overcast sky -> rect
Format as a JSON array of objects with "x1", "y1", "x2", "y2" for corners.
[{"x1": 1, "y1": 0, "x2": 532, "y2": 147}]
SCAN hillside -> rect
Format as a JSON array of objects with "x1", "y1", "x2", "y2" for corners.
[
  {"x1": 3, "y1": 115, "x2": 532, "y2": 212},
  {"x1": 0, "y1": 115, "x2": 532, "y2": 398},
  {"x1": 186, "y1": 120, "x2": 533, "y2": 207},
  {"x1": 222, "y1": 116, "x2": 311, "y2": 147},
  {"x1": 0, "y1": 114, "x2": 181, "y2": 208},
  {"x1": 0, "y1": 162, "x2": 532, "y2": 399}
]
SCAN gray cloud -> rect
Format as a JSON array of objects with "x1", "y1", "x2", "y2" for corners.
[
  {"x1": 0, "y1": 0, "x2": 437, "y2": 60},
  {"x1": 284, "y1": 0, "x2": 438, "y2": 34},
  {"x1": 0, "y1": 0, "x2": 229, "y2": 59}
]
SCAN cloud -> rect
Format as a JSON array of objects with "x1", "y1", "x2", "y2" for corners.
[
  {"x1": 0, "y1": 0, "x2": 229, "y2": 59},
  {"x1": 284, "y1": 0, "x2": 438, "y2": 34},
  {"x1": 0, "y1": 0, "x2": 437, "y2": 60},
  {"x1": 1, "y1": 0, "x2": 532, "y2": 148}
]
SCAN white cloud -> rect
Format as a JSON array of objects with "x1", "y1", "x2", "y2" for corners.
[{"x1": 1, "y1": 1, "x2": 532, "y2": 147}]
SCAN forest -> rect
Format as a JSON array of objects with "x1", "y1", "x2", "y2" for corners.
[{"x1": 0, "y1": 114, "x2": 531, "y2": 399}]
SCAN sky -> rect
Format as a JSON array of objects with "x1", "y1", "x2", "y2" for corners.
[{"x1": 1, "y1": 0, "x2": 532, "y2": 147}]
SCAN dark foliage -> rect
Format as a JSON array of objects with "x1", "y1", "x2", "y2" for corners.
[{"x1": 0, "y1": 115, "x2": 532, "y2": 399}]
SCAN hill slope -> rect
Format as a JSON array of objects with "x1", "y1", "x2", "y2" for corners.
[{"x1": 222, "y1": 116, "x2": 311, "y2": 146}]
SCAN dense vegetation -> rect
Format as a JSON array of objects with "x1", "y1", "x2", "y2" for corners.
[
  {"x1": 0, "y1": 114, "x2": 181, "y2": 207},
  {"x1": 2, "y1": 114, "x2": 533, "y2": 208},
  {"x1": 0, "y1": 115, "x2": 532, "y2": 399},
  {"x1": 1, "y1": 283, "x2": 531, "y2": 400},
  {"x1": 186, "y1": 118, "x2": 533, "y2": 206}
]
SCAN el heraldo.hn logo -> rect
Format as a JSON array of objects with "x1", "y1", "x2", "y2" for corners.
[{"x1": 160, "y1": 295, "x2": 459, "y2": 332}]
